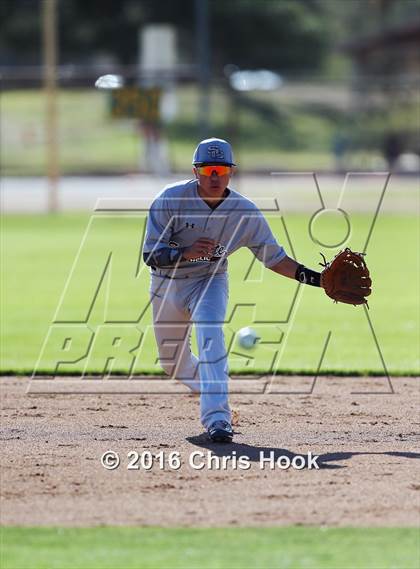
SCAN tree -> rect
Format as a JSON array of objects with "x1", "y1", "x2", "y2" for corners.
[{"x1": 1, "y1": 0, "x2": 331, "y2": 75}]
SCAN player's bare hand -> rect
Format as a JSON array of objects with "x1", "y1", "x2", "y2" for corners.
[{"x1": 182, "y1": 238, "x2": 216, "y2": 260}]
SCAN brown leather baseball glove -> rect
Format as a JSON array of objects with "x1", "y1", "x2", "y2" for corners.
[{"x1": 320, "y1": 248, "x2": 372, "y2": 306}]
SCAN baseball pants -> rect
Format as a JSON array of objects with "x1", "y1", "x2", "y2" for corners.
[{"x1": 150, "y1": 272, "x2": 231, "y2": 428}]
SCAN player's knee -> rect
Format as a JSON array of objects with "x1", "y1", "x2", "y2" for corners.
[
  {"x1": 197, "y1": 325, "x2": 226, "y2": 356},
  {"x1": 199, "y1": 324, "x2": 224, "y2": 342},
  {"x1": 159, "y1": 355, "x2": 198, "y2": 382},
  {"x1": 157, "y1": 340, "x2": 186, "y2": 376}
]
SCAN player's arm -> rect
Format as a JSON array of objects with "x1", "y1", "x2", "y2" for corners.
[
  {"x1": 143, "y1": 196, "x2": 214, "y2": 267},
  {"x1": 245, "y1": 212, "x2": 323, "y2": 287},
  {"x1": 143, "y1": 238, "x2": 217, "y2": 267},
  {"x1": 269, "y1": 255, "x2": 323, "y2": 287},
  {"x1": 143, "y1": 247, "x2": 184, "y2": 267},
  {"x1": 143, "y1": 196, "x2": 175, "y2": 266},
  {"x1": 181, "y1": 238, "x2": 216, "y2": 261},
  {"x1": 248, "y1": 213, "x2": 371, "y2": 303}
]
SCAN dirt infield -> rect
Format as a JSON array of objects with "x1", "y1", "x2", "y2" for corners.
[{"x1": 1, "y1": 376, "x2": 419, "y2": 527}]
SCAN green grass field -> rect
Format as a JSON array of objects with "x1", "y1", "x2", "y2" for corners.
[
  {"x1": 1, "y1": 212, "x2": 418, "y2": 376},
  {"x1": 1, "y1": 87, "x2": 387, "y2": 175},
  {"x1": 1, "y1": 527, "x2": 418, "y2": 569}
]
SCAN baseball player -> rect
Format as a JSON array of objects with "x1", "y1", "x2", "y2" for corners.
[{"x1": 143, "y1": 137, "x2": 370, "y2": 442}]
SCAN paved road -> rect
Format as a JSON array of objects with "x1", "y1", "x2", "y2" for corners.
[{"x1": 1, "y1": 173, "x2": 418, "y2": 213}]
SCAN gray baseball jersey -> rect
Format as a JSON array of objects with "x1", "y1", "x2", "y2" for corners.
[{"x1": 143, "y1": 178, "x2": 286, "y2": 277}]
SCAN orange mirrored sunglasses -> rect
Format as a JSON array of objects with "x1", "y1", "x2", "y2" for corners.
[{"x1": 196, "y1": 165, "x2": 232, "y2": 176}]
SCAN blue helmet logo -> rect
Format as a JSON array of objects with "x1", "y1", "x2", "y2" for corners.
[
  {"x1": 192, "y1": 137, "x2": 236, "y2": 166},
  {"x1": 207, "y1": 145, "x2": 225, "y2": 160}
]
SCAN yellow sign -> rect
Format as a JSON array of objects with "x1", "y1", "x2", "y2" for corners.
[{"x1": 110, "y1": 88, "x2": 161, "y2": 122}]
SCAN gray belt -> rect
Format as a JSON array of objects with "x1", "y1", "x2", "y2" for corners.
[
  {"x1": 151, "y1": 268, "x2": 190, "y2": 279},
  {"x1": 151, "y1": 267, "x2": 226, "y2": 280}
]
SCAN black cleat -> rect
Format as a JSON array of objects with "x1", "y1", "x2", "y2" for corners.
[{"x1": 207, "y1": 420, "x2": 233, "y2": 443}]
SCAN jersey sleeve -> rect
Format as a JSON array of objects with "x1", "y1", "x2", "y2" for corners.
[
  {"x1": 246, "y1": 210, "x2": 286, "y2": 268},
  {"x1": 143, "y1": 196, "x2": 173, "y2": 254}
]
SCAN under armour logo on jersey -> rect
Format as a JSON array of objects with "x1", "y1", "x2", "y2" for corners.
[
  {"x1": 207, "y1": 145, "x2": 224, "y2": 160},
  {"x1": 185, "y1": 222, "x2": 195, "y2": 229}
]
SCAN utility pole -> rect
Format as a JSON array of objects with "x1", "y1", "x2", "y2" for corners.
[
  {"x1": 43, "y1": 0, "x2": 59, "y2": 212},
  {"x1": 195, "y1": 0, "x2": 210, "y2": 139}
]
